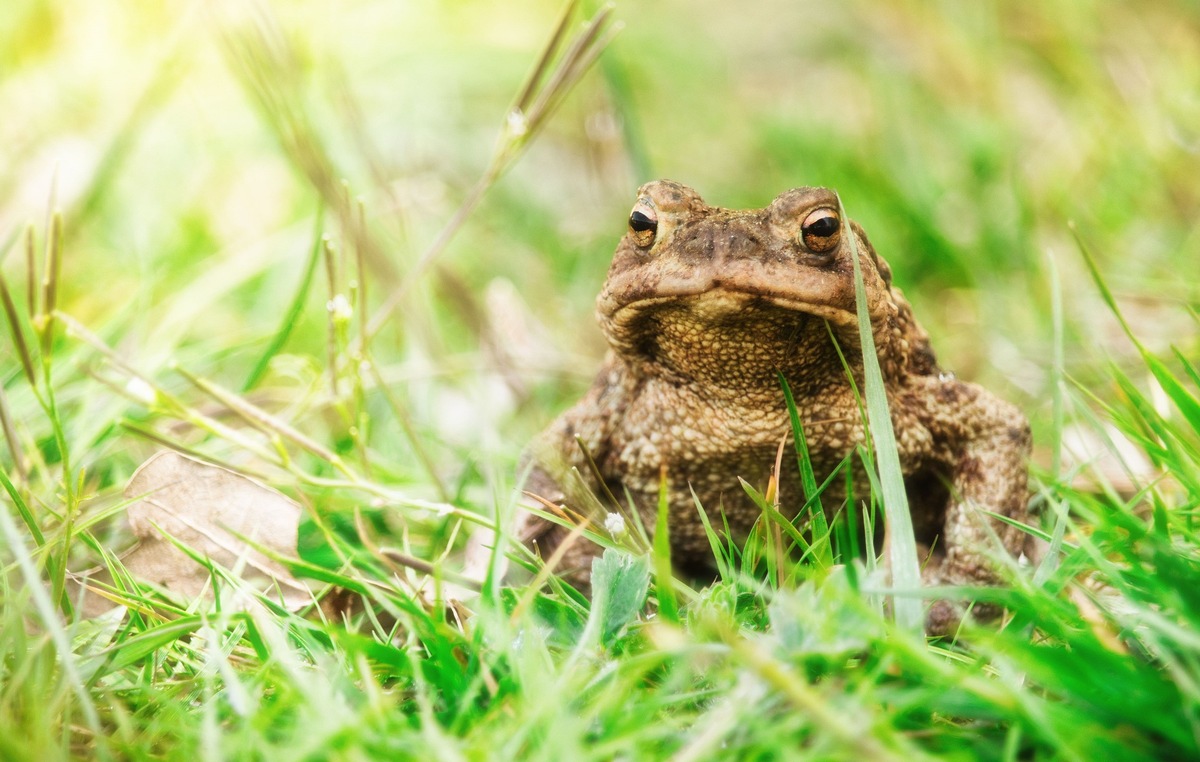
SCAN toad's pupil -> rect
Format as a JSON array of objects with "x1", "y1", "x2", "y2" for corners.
[
  {"x1": 629, "y1": 210, "x2": 657, "y2": 232},
  {"x1": 805, "y1": 215, "x2": 839, "y2": 237}
]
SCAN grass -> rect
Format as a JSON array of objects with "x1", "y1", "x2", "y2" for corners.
[{"x1": 3, "y1": 0, "x2": 1200, "y2": 759}]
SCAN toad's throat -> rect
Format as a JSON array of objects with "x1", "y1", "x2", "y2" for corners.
[{"x1": 607, "y1": 290, "x2": 855, "y2": 389}]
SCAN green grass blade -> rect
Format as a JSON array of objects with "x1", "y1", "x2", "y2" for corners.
[
  {"x1": 1075, "y1": 227, "x2": 1200, "y2": 433},
  {"x1": 1173, "y1": 345, "x2": 1200, "y2": 395},
  {"x1": 83, "y1": 617, "x2": 205, "y2": 674},
  {"x1": 243, "y1": 209, "x2": 324, "y2": 391},
  {"x1": 691, "y1": 487, "x2": 733, "y2": 581},
  {"x1": 0, "y1": 464, "x2": 44, "y2": 546},
  {"x1": 739, "y1": 477, "x2": 815, "y2": 559},
  {"x1": 838, "y1": 194, "x2": 922, "y2": 632},
  {"x1": 0, "y1": 493, "x2": 109, "y2": 759},
  {"x1": 653, "y1": 468, "x2": 679, "y2": 623},
  {"x1": 779, "y1": 371, "x2": 833, "y2": 568}
]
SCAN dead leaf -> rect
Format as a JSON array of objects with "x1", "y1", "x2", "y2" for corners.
[{"x1": 75, "y1": 451, "x2": 309, "y2": 616}]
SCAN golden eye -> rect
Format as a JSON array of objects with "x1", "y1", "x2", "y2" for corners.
[
  {"x1": 801, "y1": 208, "x2": 841, "y2": 253},
  {"x1": 628, "y1": 204, "x2": 658, "y2": 247}
]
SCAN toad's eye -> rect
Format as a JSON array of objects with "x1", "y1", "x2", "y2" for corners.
[
  {"x1": 628, "y1": 206, "x2": 658, "y2": 247},
  {"x1": 801, "y1": 208, "x2": 841, "y2": 253}
]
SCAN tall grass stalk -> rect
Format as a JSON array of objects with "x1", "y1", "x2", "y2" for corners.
[
  {"x1": 365, "y1": 0, "x2": 619, "y2": 339},
  {"x1": 838, "y1": 194, "x2": 922, "y2": 632}
]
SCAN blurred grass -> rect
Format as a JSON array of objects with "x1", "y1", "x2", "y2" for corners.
[{"x1": 2, "y1": 0, "x2": 1200, "y2": 759}]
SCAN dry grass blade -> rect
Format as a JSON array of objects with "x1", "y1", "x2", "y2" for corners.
[
  {"x1": 0, "y1": 268, "x2": 36, "y2": 386},
  {"x1": 378, "y1": 547, "x2": 484, "y2": 594},
  {"x1": 54, "y1": 312, "x2": 293, "y2": 469},
  {"x1": 0, "y1": 385, "x2": 25, "y2": 482},
  {"x1": 24, "y1": 223, "x2": 36, "y2": 316},
  {"x1": 219, "y1": 8, "x2": 396, "y2": 285},
  {"x1": 365, "y1": 359, "x2": 450, "y2": 502},
  {"x1": 509, "y1": 517, "x2": 591, "y2": 623},
  {"x1": 330, "y1": 67, "x2": 409, "y2": 248},
  {"x1": 173, "y1": 365, "x2": 345, "y2": 471},
  {"x1": 58, "y1": 310, "x2": 469, "y2": 519},
  {"x1": 354, "y1": 504, "x2": 483, "y2": 594},
  {"x1": 511, "y1": 0, "x2": 580, "y2": 114},
  {"x1": 118, "y1": 420, "x2": 270, "y2": 480},
  {"x1": 322, "y1": 236, "x2": 341, "y2": 400},
  {"x1": 37, "y1": 212, "x2": 63, "y2": 359},
  {"x1": 521, "y1": 5, "x2": 617, "y2": 134},
  {"x1": 365, "y1": 2, "x2": 619, "y2": 339},
  {"x1": 353, "y1": 199, "x2": 370, "y2": 351}
]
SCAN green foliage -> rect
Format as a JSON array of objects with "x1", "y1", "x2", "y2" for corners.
[
  {"x1": 589, "y1": 548, "x2": 650, "y2": 644},
  {"x1": 2, "y1": 0, "x2": 1200, "y2": 759},
  {"x1": 779, "y1": 371, "x2": 834, "y2": 570}
]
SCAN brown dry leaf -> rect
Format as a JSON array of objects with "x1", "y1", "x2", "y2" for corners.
[{"x1": 77, "y1": 451, "x2": 310, "y2": 616}]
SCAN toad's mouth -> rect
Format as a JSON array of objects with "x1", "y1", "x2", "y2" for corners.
[{"x1": 606, "y1": 287, "x2": 860, "y2": 334}]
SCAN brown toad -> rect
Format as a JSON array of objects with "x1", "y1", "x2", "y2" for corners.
[{"x1": 518, "y1": 180, "x2": 1030, "y2": 633}]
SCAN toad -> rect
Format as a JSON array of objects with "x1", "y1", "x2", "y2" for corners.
[{"x1": 517, "y1": 180, "x2": 1030, "y2": 633}]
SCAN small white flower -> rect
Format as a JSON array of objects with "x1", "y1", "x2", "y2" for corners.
[
  {"x1": 604, "y1": 512, "x2": 627, "y2": 538},
  {"x1": 506, "y1": 108, "x2": 529, "y2": 137},
  {"x1": 124, "y1": 377, "x2": 158, "y2": 406},
  {"x1": 326, "y1": 294, "x2": 353, "y2": 323}
]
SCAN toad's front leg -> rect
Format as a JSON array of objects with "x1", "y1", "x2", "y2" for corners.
[
  {"x1": 509, "y1": 357, "x2": 635, "y2": 591},
  {"x1": 908, "y1": 377, "x2": 1031, "y2": 634}
]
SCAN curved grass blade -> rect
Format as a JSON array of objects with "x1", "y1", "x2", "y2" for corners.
[
  {"x1": 1075, "y1": 225, "x2": 1200, "y2": 434},
  {"x1": 779, "y1": 372, "x2": 833, "y2": 568}
]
